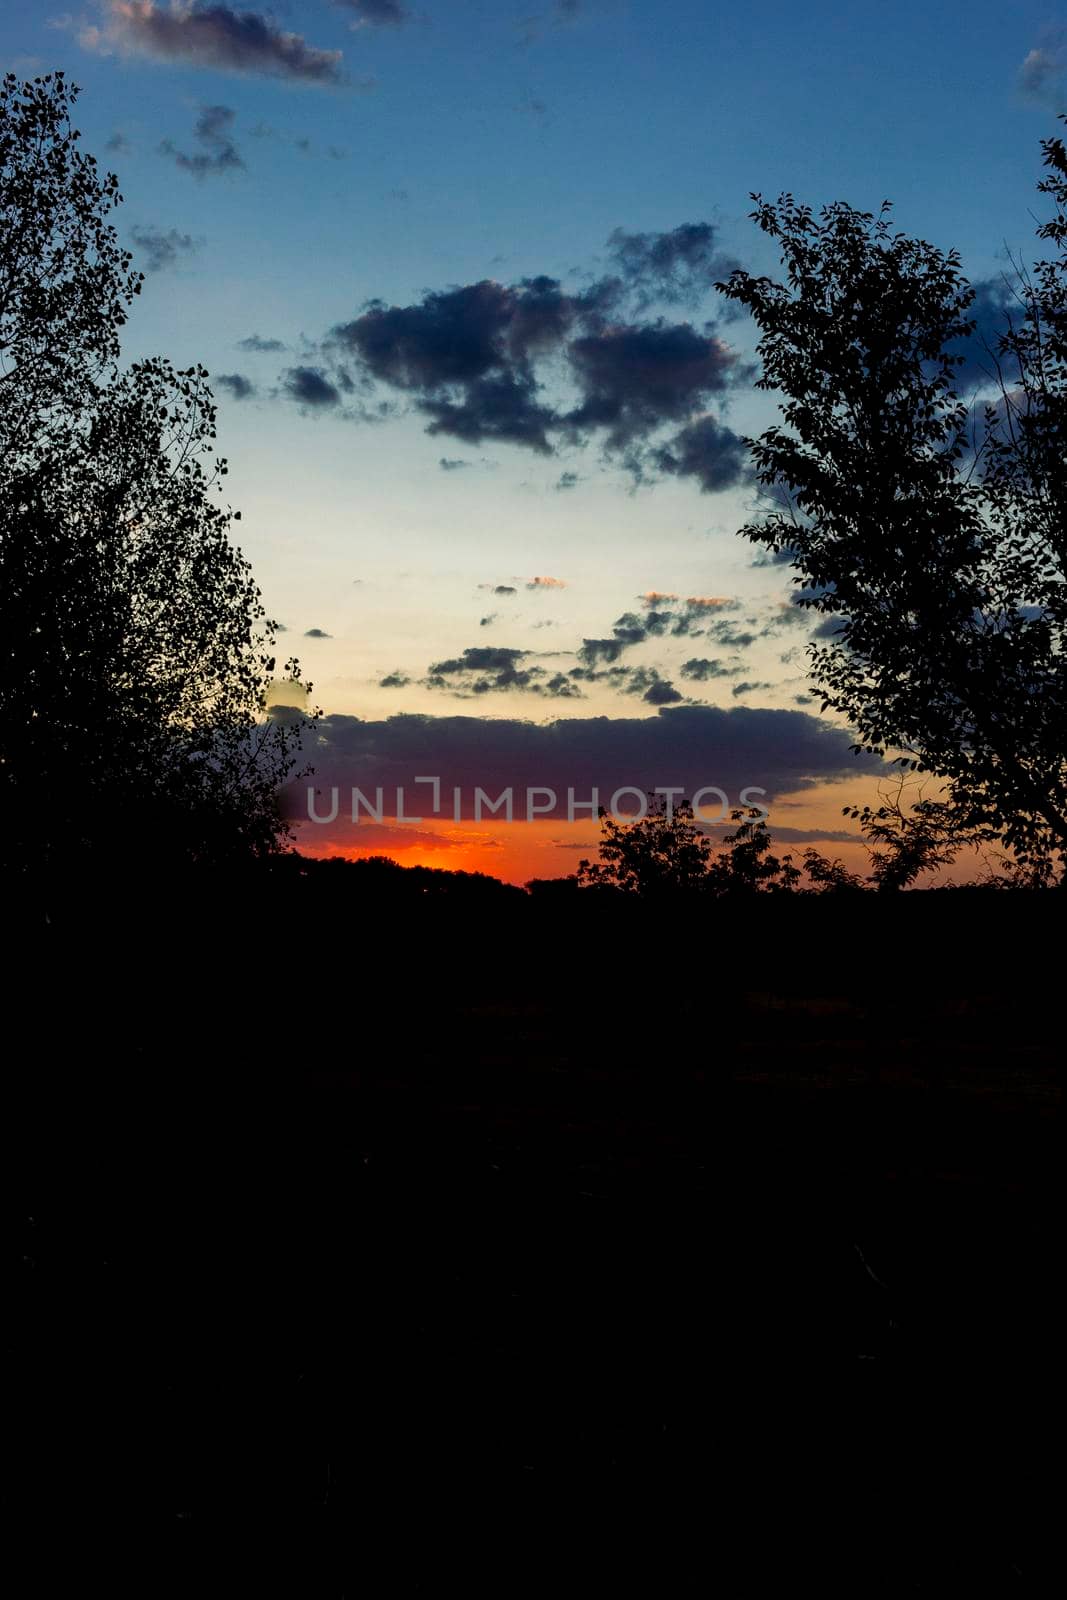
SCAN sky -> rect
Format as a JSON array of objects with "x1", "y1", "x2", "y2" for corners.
[{"x1": 5, "y1": 0, "x2": 1066, "y2": 880}]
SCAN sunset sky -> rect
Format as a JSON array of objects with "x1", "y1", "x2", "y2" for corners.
[{"x1": 7, "y1": 0, "x2": 1064, "y2": 878}]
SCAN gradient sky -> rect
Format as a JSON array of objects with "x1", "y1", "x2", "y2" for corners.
[{"x1": 7, "y1": 1, "x2": 1066, "y2": 878}]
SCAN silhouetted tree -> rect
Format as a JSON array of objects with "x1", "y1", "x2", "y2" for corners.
[
  {"x1": 720, "y1": 134, "x2": 1067, "y2": 876},
  {"x1": 704, "y1": 808, "x2": 802, "y2": 895},
  {"x1": 844, "y1": 777, "x2": 995, "y2": 892},
  {"x1": 576, "y1": 795, "x2": 714, "y2": 895},
  {"x1": 577, "y1": 800, "x2": 814, "y2": 896},
  {"x1": 798, "y1": 848, "x2": 865, "y2": 895},
  {"x1": 1, "y1": 73, "x2": 312, "y2": 887}
]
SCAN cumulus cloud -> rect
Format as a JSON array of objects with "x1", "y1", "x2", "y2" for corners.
[
  {"x1": 565, "y1": 321, "x2": 742, "y2": 453},
  {"x1": 605, "y1": 221, "x2": 738, "y2": 310},
  {"x1": 700, "y1": 616, "x2": 757, "y2": 650},
  {"x1": 634, "y1": 593, "x2": 740, "y2": 640},
  {"x1": 283, "y1": 366, "x2": 342, "y2": 409},
  {"x1": 680, "y1": 657, "x2": 743, "y2": 682},
  {"x1": 1018, "y1": 32, "x2": 1067, "y2": 101},
  {"x1": 82, "y1": 1, "x2": 346, "y2": 86},
  {"x1": 652, "y1": 412, "x2": 753, "y2": 493},
  {"x1": 305, "y1": 627, "x2": 332, "y2": 638},
  {"x1": 215, "y1": 371, "x2": 254, "y2": 398},
  {"x1": 424, "y1": 646, "x2": 583, "y2": 699},
  {"x1": 380, "y1": 670, "x2": 411, "y2": 687},
  {"x1": 160, "y1": 103, "x2": 244, "y2": 179},
  {"x1": 278, "y1": 704, "x2": 886, "y2": 824},
  {"x1": 305, "y1": 227, "x2": 752, "y2": 487},
  {"x1": 129, "y1": 223, "x2": 200, "y2": 271}
]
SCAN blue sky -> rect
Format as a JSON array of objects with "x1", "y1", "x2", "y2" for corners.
[{"x1": 5, "y1": 1, "x2": 1066, "y2": 873}]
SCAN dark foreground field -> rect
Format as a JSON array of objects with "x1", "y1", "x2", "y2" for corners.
[{"x1": 6, "y1": 882, "x2": 1063, "y2": 1591}]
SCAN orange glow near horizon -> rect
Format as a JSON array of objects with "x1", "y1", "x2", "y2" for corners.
[{"x1": 289, "y1": 775, "x2": 975, "y2": 886}]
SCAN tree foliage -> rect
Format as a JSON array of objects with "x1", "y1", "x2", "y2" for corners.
[
  {"x1": 719, "y1": 139, "x2": 1067, "y2": 874},
  {"x1": 575, "y1": 798, "x2": 863, "y2": 896},
  {"x1": 0, "y1": 72, "x2": 312, "y2": 879},
  {"x1": 576, "y1": 795, "x2": 715, "y2": 895}
]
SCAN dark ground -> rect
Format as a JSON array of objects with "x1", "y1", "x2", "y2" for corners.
[{"x1": 5, "y1": 883, "x2": 1063, "y2": 1591}]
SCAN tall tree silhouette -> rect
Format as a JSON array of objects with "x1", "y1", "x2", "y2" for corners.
[
  {"x1": 0, "y1": 73, "x2": 312, "y2": 887},
  {"x1": 720, "y1": 138, "x2": 1067, "y2": 875}
]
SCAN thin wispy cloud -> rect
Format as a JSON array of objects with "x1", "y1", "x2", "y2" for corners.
[
  {"x1": 129, "y1": 223, "x2": 201, "y2": 271},
  {"x1": 159, "y1": 103, "x2": 243, "y2": 179},
  {"x1": 332, "y1": 0, "x2": 411, "y2": 27}
]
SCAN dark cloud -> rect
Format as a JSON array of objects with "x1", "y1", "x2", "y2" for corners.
[
  {"x1": 606, "y1": 222, "x2": 738, "y2": 310},
  {"x1": 88, "y1": 1, "x2": 346, "y2": 86},
  {"x1": 238, "y1": 333, "x2": 286, "y2": 352},
  {"x1": 215, "y1": 372, "x2": 254, "y2": 399},
  {"x1": 759, "y1": 601, "x2": 811, "y2": 638},
  {"x1": 652, "y1": 413, "x2": 753, "y2": 493},
  {"x1": 425, "y1": 645, "x2": 583, "y2": 699},
  {"x1": 720, "y1": 824, "x2": 861, "y2": 845},
  {"x1": 129, "y1": 224, "x2": 200, "y2": 272},
  {"x1": 680, "y1": 657, "x2": 742, "y2": 682},
  {"x1": 638, "y1": 676, "x2": 684, "y2": 706},
  {"x1": 106, "y1": 130, "x2": 130, "y2": 152},
  {"x1": 751, "y1": 546, "x2": 799, "y2": 569},
  {"x1": 569, "y1": 662, "x2": 688, "y2": 705},
  {"x1": 635, "y1": 593, "x2": 740, "y2": 640},
  {"x1": 422, "y1": 371, "x2": 558, "y2": 452},
  {"x1": 380, "y1": 671, "x2": 411, "y2": 687},
  {"x1": 330, "y1": 278, "x2": 578, "y2": 452},
  {"x1": 279, "y1": 704, "x2": 886, "y2": 824},
  {"x1": 705, "y1": 619, "x2": 757, "y2": 650},
  {"x1": 438, "y1": 457, "x2": 471, "y2": 471},
  {"x1": 566, "y1": 321, "x2": 742, "y2": 453},
  {"x1": 283, "y1": 367, "x2": 342, "y2": 409},
  {"x1": 949, "y1": 276, "x2": 1020, "y2": 390},
  {"x1": 731, "y1": 680, "x2": 773, "y2": 697},
  {"x1": 305, "y1": 628, "x2": 332, "y2": 639},
  {"x1": 332, "y1": 0, "x2": 410, "y2": 25},
  {"x1": 314, "y1": 255, "x2": 750, "y2": 487},
  {"x1": 577, "y1": 637, "x2": 628, "y2": 668},
  {"x1": 332, "y1": 281, "x2": 532, "y2": 389},
  {"x1": 479, "y1": 614, "x2": 496, "y2": 627},
  {"x1": 160, "y1": 104, "x2": 243, "y2": 180},
  {"x1": 494, "y1": 585, "x2": 517, "y2": 596}
]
